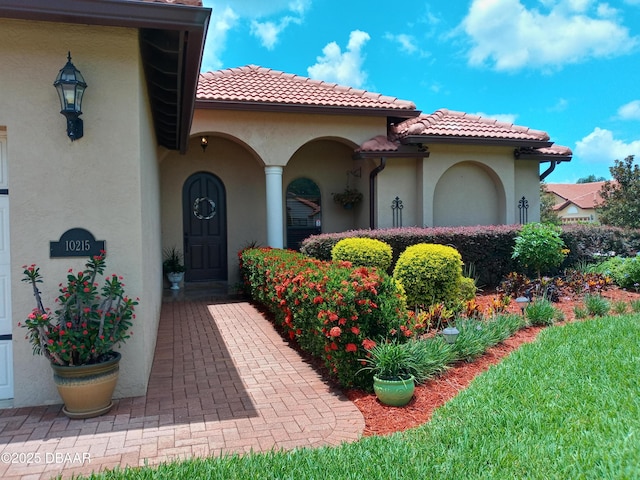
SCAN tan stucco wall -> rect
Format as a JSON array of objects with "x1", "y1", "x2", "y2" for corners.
[
  {"x1": 557, "y1": 204, "x2": 597, "y2": 223},
  {"x1": 514, "y1": 159, "x2": 542, "y2": 223},
  {"x1": 374, "y1": 146, "x2": 542, "y2": 228},
  {"x1": 284, "y1": 140, "x2": 368, "y2": 235},
  {"x1": 160, "y1": 135, "x2": 269, "y2": 285},
  {"x1": 1, "y1": 19, "x2": 160, "y2": 406},
  {"x1": 171, "y1": 109, "x2": 386, "y2": 282}
]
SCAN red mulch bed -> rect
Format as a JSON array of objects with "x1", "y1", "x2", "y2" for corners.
[{"x1": 345, "y1": 287, "x2": 640, "y2": 437}]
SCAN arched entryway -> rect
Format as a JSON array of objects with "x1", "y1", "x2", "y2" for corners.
[
  {"x1": 182, "y1": 172, "x2": 227, "y2": 281},
  {"x1": 286, "y1": 177, "x2": 321, "y2": 250},
  {"x1": 433, "y1": 162, "x2": 505, "y2": 226}
]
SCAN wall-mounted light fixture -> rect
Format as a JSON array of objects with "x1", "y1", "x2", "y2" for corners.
[
  {"x1": 200, "y1": 136, "x2": 209, "y2": 152},
  {"x1": 53, "y1": 52, "x2": 87, "y2": 141}
]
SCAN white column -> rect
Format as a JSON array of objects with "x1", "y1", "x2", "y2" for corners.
[{"x1": 265, "y1": 165, "x2": 284, "y2": 248}]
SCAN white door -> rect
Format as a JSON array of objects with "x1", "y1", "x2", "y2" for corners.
[{"x1": 0, "y1": 133, "x2": 12, "y2": 400}]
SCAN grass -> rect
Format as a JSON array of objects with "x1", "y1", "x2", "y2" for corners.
[{"x1": 76, "y1": 314, "x2": 640, "y2": 480}]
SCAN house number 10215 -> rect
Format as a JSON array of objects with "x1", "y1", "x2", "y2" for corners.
[
  {"x1": 50, "y1": 228, "x2": 106, "y2": 258},
  {"x1": 65, "y1": 240, "x2": 91, "y2": 252}
]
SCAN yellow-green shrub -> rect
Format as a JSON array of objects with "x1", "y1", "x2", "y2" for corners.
[
  {"x1": 459, "y1": 276, "x2": 477, "y2": 301},
  {"x1": 331, "y1": 237, "x2": 393, "y2": 271},
  {"x1": 393, "y1": 243, "x2": 463, "y2": 308}
]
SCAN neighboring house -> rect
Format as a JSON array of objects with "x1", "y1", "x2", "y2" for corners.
[
  {"x1": 0, "y1": 1, "x2": 572, "y2": 407},
  {"x1": 546, "y1": 182, "x2": 607, "y2": 223}
]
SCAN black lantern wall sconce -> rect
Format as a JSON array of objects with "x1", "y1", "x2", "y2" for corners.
[
  {"x1": 200, "y1": 136, "x2": 209, "y2": 152},
  {"x1": 53, "y1": 52, "x2": 87, "y2": 141}
]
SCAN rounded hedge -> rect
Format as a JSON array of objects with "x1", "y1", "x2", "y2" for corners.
[
  {"x1": 331, "y1": 237, "x2": 393, "y2": 271},
  {"x1": 393, "y1": 243, "x2": 463, "y2": 308}
]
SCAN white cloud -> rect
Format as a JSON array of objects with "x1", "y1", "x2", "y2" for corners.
[
  {"x1": 471, "y1": 112, "x2": 518, "y2": 124},
  {"x1": 384, "y1": 33, "x2": 431, "y2": 58},
  {"x1": 201, "y1": 0, "x2": 310, "y2": 69},
  {"x1": 201, "y1": 6, "x2": 239, "y2": 71},
  {"x1": 205, "y1": 0, "x2": 309, "y2": 18},
  {"x1": 250, "y1": 16, "x2": 299, "y2": 50},
  {"x1": 575, "y1": 127, "x2": 640, "y2": 163},
  {"x1": 548, "y1": 98, "x2": 569, "y2": 112},
  {"x1": 617, "y1": 100, "x2": 640, "y2": 120},
  {"x1": 307, "y1": 30, "x2": 371, "y2": 88},
  {"x1": 461, "y1": 0, "x2": 637, "y2": 71},
  {"x1": 384, "y1": 33, "x2": 418, "y2": 54}
]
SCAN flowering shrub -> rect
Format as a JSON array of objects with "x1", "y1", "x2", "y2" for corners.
[
  {"x1": 240, "y1": 248, "x2": 409, "y2": 389},
  {"x1": 21, "y1": 254, "x2": 137, "y2": 366}
]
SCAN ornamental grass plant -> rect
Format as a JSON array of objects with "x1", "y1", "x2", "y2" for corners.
[{"x1": 20, "y1": 254, "x2": 137, "y2": 366}]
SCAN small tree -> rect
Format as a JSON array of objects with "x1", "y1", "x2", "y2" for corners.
[
  {"x1": 512, "y1": 223, "x2": 568, "y2": 279},
  {"x1": 597, "y1": 155, "x2": 640, "y2": 228},
  {"x1": 540, "y1": 183, "x2": 560, "y2": 225},
  {"x1": 577, "y1": 174, "x2": 606, "y2": 184}
]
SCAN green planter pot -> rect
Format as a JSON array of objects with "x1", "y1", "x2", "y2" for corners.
[
  {"x1": 50, "y1": 352, "x2": 121, "y2": 419},
  {"x1": 373, "y1": 374, "x2": 415, "y2": 406}
]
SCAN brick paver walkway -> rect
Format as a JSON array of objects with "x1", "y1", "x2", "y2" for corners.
[{"x1": 0, "y1": 300, "x2": 364, "y2": 479}]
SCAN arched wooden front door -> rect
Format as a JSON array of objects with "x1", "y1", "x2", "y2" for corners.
[{"x1": 182, "y1": 172, "x2": 227, "y2": 281}]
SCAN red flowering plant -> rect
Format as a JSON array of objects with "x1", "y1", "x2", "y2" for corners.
[
  {"x1": 20, "y1": 253, "x2": 138, "y2": 366},
  {"x1": 240, "y1": 248, "x2": 409, "y2": 389}
]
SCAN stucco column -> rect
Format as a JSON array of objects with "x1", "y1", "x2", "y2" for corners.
[{"x1": 265, "y1": 166, "x2": 284, "y2": 248}]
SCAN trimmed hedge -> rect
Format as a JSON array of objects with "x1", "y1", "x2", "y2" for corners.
[
  {"x1": 393, "y1": 244, "x2": 464, "y2": 308},
  {"x1": 301, "y1": 225, "x2": 640, "y2": 287},
  {"x1": 240, "y1": 248, "x2": 408, "y2": 389},
  {"x1": 331, "y1": 237, "x2": 393, "y2": 271}
]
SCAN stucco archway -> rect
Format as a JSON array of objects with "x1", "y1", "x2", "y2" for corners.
[{"x1": 433, "y1": 161, "x2": 506, "y2": 226}]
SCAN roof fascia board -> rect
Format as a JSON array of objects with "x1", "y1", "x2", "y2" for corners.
[
  {"x1": 195, "y1": 99, "x2": 421, "y2": 119},
  {"x1": 401, "y1": 135, "x2": 553, "y2": 148},
  {"x1": 0, "y1": 0, "x2": 210, "y2": 30}
]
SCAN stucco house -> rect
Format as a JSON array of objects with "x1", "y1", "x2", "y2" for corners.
[
  {"x1": 545, "y1": 182, "x2": 606, "y2": 223},
  {"x1": 0, "y1": 0, "x2": 572, "y2": 408}
]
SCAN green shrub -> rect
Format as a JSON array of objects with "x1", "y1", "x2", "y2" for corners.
[
  {"x1": 631, "y1": 299, "x2": 640, "y2": 313},
  {"x1": 525, "y1": 298, "x2": 557, "y2": 326},
  {"x1": 393, "y1": 243, "x2": 463, "y2": 308},
  {"x1": 331, "y1": 237, "x2": 393, "y2": 271},
  {"x1": 612, "y1": 300, "x2": 628, "y2": 315},
  {"x1": 512, "y1": 223, "x2": 568, "y2": 278},
  {"x1": 584, "y1": 294, "x2": 610, "y2": 317},
  {"x1": 459, "y1": 276, "x2": 477, "y2": 301}
]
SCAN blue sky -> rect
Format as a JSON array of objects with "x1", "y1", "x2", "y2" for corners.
[{"x1": 200, "y1": 0, "x2": 640, "y2": 183}]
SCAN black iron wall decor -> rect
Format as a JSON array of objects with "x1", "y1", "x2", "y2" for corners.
[
  {"x1": 518, "y1": 195, "x2": 529, "y2": 224},
  {"x1": 53, "y1": 52, "x2": 87, "y2": 141},
  {"x1": 391, "y1": 196, "x2": 403, "y2": 227}
]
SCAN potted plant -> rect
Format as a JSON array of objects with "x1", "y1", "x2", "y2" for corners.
[
  {"x1": 359, "y1": 340, "x2": 418, "y2": 406},
  {"x1": 332, "y1": 187, "x2": 363, "y2": 209},
  {"x1": 163, "y1": 246, "x2": 185, "y2": 290},
  {"x1": 20, "y1": 253, "x2": 137, "y2": 418}
]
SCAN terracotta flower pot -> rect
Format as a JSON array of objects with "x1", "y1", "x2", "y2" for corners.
[
  {"x1": 50, "y1": 352, "x2": 121, "y2": 419},
  {"x1": 373, "y1": 374, "x2": 415, "y2": 407}
]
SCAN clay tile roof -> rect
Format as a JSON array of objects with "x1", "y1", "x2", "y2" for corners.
[
  {"x1": 392, "y1": 108, "x2": 551, "y2": 144},
  {"x1": 355, "y1": 135, "x2": 400, "y2": 153},
  {"x1": 546, "y1": 181, "x2": 608, "y2": 209},
  {"x1": 197, "y1": 65, "x2": 417, "y2": 111},
  {"x1": 536, "y1": 145, "x2": 573, "y2": 156}
]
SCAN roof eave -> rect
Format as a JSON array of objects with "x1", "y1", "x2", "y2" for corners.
[
  {"x1": 195, "y1": 99, "x2": 421, "y2": 118},
  {"x1": 0, "y1": 0, "x2": 210, "y2": 30},
  {"x1": 353, "y1": 148, "x2": 429, "y2": 160},
  {"x1": 0, "y1": 0, "x2": 210, "y2": 153},
  {"x1": 401, "y1": 135, "x2": 553, "y2": 148}
]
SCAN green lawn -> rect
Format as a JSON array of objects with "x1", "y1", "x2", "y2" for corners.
[{"x1": 78, "y1": 314, "x2": 640, "y2": 480}]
